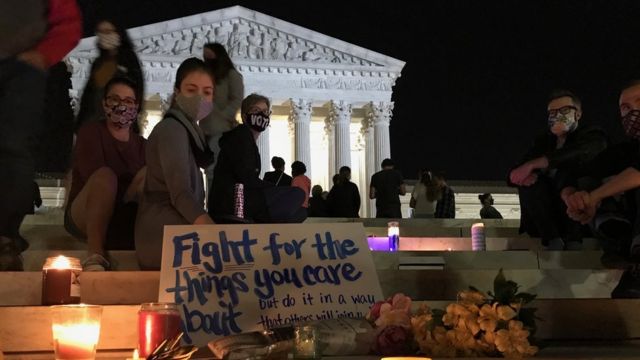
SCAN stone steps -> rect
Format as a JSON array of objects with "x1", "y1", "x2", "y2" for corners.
[{"x1": 0, "y1": 266, "x2": 625, "y2": 306}]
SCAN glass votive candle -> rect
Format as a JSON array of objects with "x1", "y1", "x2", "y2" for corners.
[
  {"x1": 51, "y1": 304, "x2": 102, "y2": 360},
  {"x1": 294, "y1": 325, "x2": 319, "y2": 359},
  {"x1": 388, "y1": 221, "x2": 400, "y2": 252},
  {"x1": 138, "y1": 303, "x2": 181, "y2": 358},
  {"x1": 42, "y1": 256, "x2": 82, "y2": 305},
  {"x1": 471, "y1": 223, "x2": 486, "y2": 251}
]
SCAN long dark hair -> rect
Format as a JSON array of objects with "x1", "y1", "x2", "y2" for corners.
[
  {"x1": 203, "y1": 42, "x2": 236, "y2": 80},
  {"x1": 419, "y1": 168, "x2": 442, "y2": 202}
]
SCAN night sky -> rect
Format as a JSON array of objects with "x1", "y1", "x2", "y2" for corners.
[{"x1": 77, "y1": 0, "x2": 640, "y2": 181}]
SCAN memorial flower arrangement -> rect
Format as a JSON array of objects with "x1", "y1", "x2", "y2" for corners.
[{"x1": 366, "y1": 270, "x2": 539, "y2": 359}]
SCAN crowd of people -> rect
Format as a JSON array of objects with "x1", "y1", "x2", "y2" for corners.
[{"x1": 1, "y1": 6, "x2": 640, "y2": 297}]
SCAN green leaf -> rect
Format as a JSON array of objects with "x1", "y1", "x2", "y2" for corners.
[
  {"x1": 513, "y1": 292, "x2": 537, "y2": 304},
  {"x1": 518, "y1": 308, "x2": 539, "y2": 336},
  {"x1": 494, "y1": 269, "x2": 507, "y2": 295}
]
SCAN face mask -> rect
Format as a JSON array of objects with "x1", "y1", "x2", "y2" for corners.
[
  {"x1": 245, "y1": 112, "x2": 270, "y2": 132},
  {"x1": 548, "y1": 112, "x2": 577, "y2": 135},
  {"x1": 105, "y1": 103, "x2": 137, "y2": 129},
  {"x1": 98, "y1": 32, "x2": 121, "y2": 50},
  {"x1": 622, "y1": 109, "x2": 640, "y2": 139},
  {"x1": 175, "y1": 93, "x2": 213, "y2": 122}
]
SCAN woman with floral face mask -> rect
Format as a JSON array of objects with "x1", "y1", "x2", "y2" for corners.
[
  {"x1": 135, "y1": 58, "x2": 216, "y2": 270},
  {"x1": 208, "y1": 94, "x2": 306, "y2": 224},
  {"x1": 76, "y1": 19, "x2": 144, "y2": 132},
  {"x1": 66, "y1": 77, "x2": 147, "y2": 271}
]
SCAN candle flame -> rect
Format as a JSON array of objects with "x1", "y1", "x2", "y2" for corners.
[
  {"x1": 51, "y1": 255, "x2": 71, "y2": 269},
  {"x1": 133, "y1": 349, "x2": 139, "y2": 360}
]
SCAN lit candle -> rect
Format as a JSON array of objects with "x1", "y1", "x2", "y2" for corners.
[
  {"x1": 388, "y1": 221, "x2": 400, "y2": 252},
  {"x1": 51, "y1": 304, "x2": 102, "y2": 360},
  {"x1": 42, "y1": 255, "x2": 82, "y2": 305},
  {"x1": 126, "y1": 349, "x2": 140, "y2": 360},
  {"x1": 471, "y1": 223, "x2": 486, "y2": 251},
  {"x1": 52, "y1": 322, "x2": 100, "y2": 359}
]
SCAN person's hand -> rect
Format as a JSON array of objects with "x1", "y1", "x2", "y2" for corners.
[
  {"x1": 17, "y1": 50, "x2": 46, "y2": 71},
  {"x1": 194, "y1": 213, "x2": 215, "y2": 225},
  {"x1": 520, "y1": 173, "x2": 538, "y2": 187},
  {"x1": 565, "y1": 191, "x2": 597, "y2": 224},
  {"x1": 510, "y1": 163, "x2": 533, "y2": 185}
]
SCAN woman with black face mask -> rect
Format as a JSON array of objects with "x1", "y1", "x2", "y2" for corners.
[
  {"x1": 209, "y1": 94, "x2": 306, "y2": 224},
  {"x1": 76, "y1": 19, "x2": 144, "y2": 133}
]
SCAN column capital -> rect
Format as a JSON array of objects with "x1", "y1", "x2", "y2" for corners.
[
  {"x1": 366, "y1": 101, "x2": 394, "y2": 126},
  {"x1": 289, "y1": 98, "x2": 313, "y2": 123},
  {"x1": 158, "y1": 92, "x2": 173, "y2": 113},
  {"x1": 329, "y1": 100, "x2": 352, "y2": 124}
]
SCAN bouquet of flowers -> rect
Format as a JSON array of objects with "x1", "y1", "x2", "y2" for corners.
[{"x1": 366, "y1": 270, "x2": 539, "y2": 359}]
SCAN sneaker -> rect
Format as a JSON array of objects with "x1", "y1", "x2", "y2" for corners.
[
  {"x1": 0, "y1": 236, "x2": 23, "y2": 271},
  {"x1": 82, "y1": 254, "x2": 111, "y2": 271},
  {"x1": 611, "y1": 265, "x2": 640, "y2": 299}
]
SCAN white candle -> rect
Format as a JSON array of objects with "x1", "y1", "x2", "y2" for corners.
[{"x1": 52, "y1": 322, "x2": 100, "y2": 359}]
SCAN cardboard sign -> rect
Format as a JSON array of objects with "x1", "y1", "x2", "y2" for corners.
[{"x1": 157, "y1": 223, "x2": 383, "y2": 346}]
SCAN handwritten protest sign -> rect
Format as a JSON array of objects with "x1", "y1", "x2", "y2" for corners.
[{"x1": 158, "y1": 223, "x2": 384, "y2": 346}]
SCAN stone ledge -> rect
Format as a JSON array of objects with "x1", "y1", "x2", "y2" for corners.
[{"x1": 1, "y1": 300, "x2": 639, "y2": 353}]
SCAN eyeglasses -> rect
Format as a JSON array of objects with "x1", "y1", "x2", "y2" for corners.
[
  {"x1": 548, "y1": 106, "x2": 577, "y2": 117},
  {"x1": 105, "y1": 95, "x2": 137, "y2": 107}
]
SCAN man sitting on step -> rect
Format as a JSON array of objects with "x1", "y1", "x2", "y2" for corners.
[
  {"x1": 562, "y1": 80, "x2": 640, "y2": 298},
  {"x1": 508, "y1": 89, "x2": 607, "y2": 250}
]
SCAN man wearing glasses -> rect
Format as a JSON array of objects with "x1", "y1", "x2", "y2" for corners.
[{"x1": 509, "y1": 90, "x2": 607, "y2": 250}]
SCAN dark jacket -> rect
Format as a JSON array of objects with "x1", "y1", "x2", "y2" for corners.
[
  {"x1": 327, "y1": 181, "x2": 361, "y2": 218},
  {"x1": 209, "y1": 124, "x2": 268, "y2": 222},
  {"x1": 308, "y1": 196, "x2": 328, "y2": 217},
  {"x1": 264, "y1": 170, "x2": 292, "y2": 186},
  {"x1": 508, "y1": 125, "x2": 608, "y2": 191}
]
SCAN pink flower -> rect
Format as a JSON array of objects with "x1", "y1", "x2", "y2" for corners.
[
  {"x1": 367, "y1": 293, "x2": 412, "y2": 324},
  {"x1": 376, "y1": 294, "x2": 413, "y2": 329},
  {"x1": 373, "y1": 325, "x2": 412, "y2": 356},
  {"x1": 367, "y1": 300, "x2": 389, "y2": 322}
]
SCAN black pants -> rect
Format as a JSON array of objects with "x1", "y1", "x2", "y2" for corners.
[
  {"x1": 593, "y1": 187, "x2": 640, "y2": 255},
  {"x1": 0, "y1": 59, "x2": 46, "y2": 239},
  {"x1": 376, "y1": 205, "x2": 402, "y2": 219},
  {"x1": 518, "y1": 176, "x2": 582, "y2": 245}
]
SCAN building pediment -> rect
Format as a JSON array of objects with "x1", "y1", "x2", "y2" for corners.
[{"x1": 70, "y1": 6, "x2": 404, "y2": 73}]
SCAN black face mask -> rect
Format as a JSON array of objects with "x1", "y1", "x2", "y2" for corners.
[
  {"x1": 245, "y1": 112, "x2": 270, "y2": 132},
  {"x1": 622, "y1": 109, "x2": 640, "y2": 139}
]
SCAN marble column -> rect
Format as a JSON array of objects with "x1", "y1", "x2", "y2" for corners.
[
  {"x1": 289, "y1": 98, "x2": 313, "y2": 177},
  {"x1": 329, "y1": 100, "x2": 352, "y2": 173},
  {"x1": 256, "y1": 126, "x2": 270, "y2": 178},
  {"x1": 368, "y1": 101, "x2": 394, "y2": 171},
  {"x1": 361, "y1": 113, "x2": 375, "y2": 217},
  {"x1": 324, "y1": 116, "x2": 336, "y2": 180}
]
